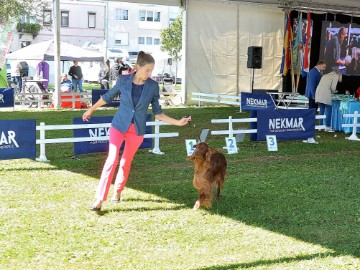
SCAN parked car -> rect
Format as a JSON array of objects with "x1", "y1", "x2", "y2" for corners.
[
  {"x1": 107, "y1": 48, "x2": 129, "y2": 61},
  {"x1": 162, "y1": 73, "x2": 182, "y2": 85},
  {"x1": 128, "y1": 51, "x2": 139, "y2": 64}
]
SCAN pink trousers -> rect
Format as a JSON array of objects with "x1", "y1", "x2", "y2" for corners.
[{"x1": 95, "y1": 125, "x2": 144, "y2": 201}]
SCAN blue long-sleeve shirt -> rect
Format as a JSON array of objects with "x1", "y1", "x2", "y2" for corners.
[
  {"x1": 101, "y1": 73, "x2": 163, "y2": 135},
  {"x1": 305, "y1": 66, "x2": 322, "y2": 99}
]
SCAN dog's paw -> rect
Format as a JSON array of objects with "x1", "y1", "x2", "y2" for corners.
[{"x1": 193, "y1": 200, "x2": 201, "y2": 210}]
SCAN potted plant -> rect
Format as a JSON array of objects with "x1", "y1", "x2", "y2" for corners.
[{"x1": 16, "y1": 22, "x2": 41, "y2": 38}]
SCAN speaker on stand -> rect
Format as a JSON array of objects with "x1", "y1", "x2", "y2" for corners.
[{"x1": 247, "y1": 46, "x2": 262, "y2": 92}]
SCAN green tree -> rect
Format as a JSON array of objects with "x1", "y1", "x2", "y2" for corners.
[
  {"x1": 160, "y1": 13, "x2": 183, "y2": 85},
  {"x1": 160, "y1": 14, "x2": 183, "y2": 62},
  {"x1": 0, "y1": 0, "x2": 49, "y2": 23}
]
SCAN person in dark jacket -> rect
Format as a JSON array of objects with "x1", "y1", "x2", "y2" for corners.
[
  {"x1": 68, "y1": 60, "x2": 83, "y2": 92},
  {"x1": 305, "y1": 60, "x2": 327, "y2": 109}
]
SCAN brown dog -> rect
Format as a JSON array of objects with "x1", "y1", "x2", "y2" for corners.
[{"x1": 187, "y1": 142, "x2": 227, "y2": 210}]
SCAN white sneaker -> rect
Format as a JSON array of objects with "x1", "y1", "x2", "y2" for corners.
[
  {"x1": 324, "y1": 127, "x2": 335, "y2": 133},
  {"x1": 302, "y1": 138, "x2": 318, "y2": 144}
]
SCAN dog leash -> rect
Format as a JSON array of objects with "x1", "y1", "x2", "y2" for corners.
[{"x1": 185, "y1": 115, "x2": 199, "y2": 142}]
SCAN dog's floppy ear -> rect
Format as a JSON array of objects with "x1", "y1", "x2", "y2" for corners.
[{"x1": 196, "y1": 142, "x2": 208, "y2": 158}]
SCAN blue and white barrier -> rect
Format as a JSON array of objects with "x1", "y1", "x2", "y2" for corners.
[
  {"x1": 36, "y1": 120, "x2": 179, "y2": 162},
  {"x1": 210, "y1": 114, "x2": 326, "y2": 144}
]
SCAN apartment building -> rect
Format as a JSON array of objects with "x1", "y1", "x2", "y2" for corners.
[
  {"x1": 11, "y1": 0, "x2": 106, "y2": 51},
  {"x1": 11, "y1": 1, "x2": 180, "y2": 57},
  {"x1": 106, "y1": 2, "x2": 180, "y2": 56}
]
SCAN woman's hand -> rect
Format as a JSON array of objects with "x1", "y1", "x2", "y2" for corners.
[
  {"x1": 82, "y1": 109, "x2": 93, "y2": 122},
  {"x1": 155, "y1": 114, "x2": 192, "y2": 126},
  {"x1": 178, "y1": 116, "x2": 192, "y2": 126}
]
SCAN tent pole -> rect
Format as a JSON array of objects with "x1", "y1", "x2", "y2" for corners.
[
  {"x1": 236, "y1": 3, "x2": 240, "y2": 95},
  {"x1": 53, "y1": 0, "x2": 61, "y2": 109}
]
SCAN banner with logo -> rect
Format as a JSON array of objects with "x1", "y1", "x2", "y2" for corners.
[
  {"x1": 241, "y1": 92, "x2": 275, "y2": 110},
  {"x1": 0, "y1": 20, "x2": 15, "y2": 68},
  {"x1": 0, "y1": 88, "x2": 14, "y2": 107},
  {"x1": 91, "y1": 90, "x2": 120, "y2": 107},
  {"x1": 0, "y1": 119, "x2": 36, "y2": 160},
  {"x1": 257, "y1": 109, "x2": 315, "y2": 141},
  {"x1": 73, "y1": 115, "x2": 152, "y2": 155}
]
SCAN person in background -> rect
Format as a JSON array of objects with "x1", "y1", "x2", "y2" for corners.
[
  {"x1": 98, "y1": 59, "x2": 110, "y2": 89},
  {"x1": 36, "y1": 60, "x2": 49, "y2": 89},
  {"x1": 118, "y1": 57, "x2": 130, "y2": 76},
  {"x1": 324, "y1": 26, "x2": 347, "y2": 73},
  {"x1": 82, "y1": 51, "x2": 191, "y2": 211},
  {"x1": 68, "y1": 60, "x2": 83, "y2": 92},
  {"x1": 60, "y1": 73, "x2": 72, "y2": 92},
  {"x1": 10, "y1": 61, "x2": 22, "y2": 91},
  {"x1": 110, "y1": 57, "x2": 130, "y2": 86},
  {"x1": 305, "y1": 60, "x2": 327, "y2": 110},
  {"x1": 110, "y1": 57, "x2": 120, "y2": 86},
  {"x1": 315, "y1": 70, "x2": 342, "y2": 132}
]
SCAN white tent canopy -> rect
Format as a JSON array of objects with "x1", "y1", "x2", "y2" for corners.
[
  {"x1": 183, "y1": 0, "x2": 284, "y2": 104},
  {"x1": 6, "y1": 39, "x2": 104, "y2": 62}
]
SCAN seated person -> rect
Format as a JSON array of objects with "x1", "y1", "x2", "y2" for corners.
[{"x1": 60, "y1": 73, "x2": 72, "y2": 92}]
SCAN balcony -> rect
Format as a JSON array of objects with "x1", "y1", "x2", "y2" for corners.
[{"x1": 17, "y1": 22, "x2": 41, "y2": 38}]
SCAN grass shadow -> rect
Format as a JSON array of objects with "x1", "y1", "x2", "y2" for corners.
[{"x1": 194, "y1": 252, "x2": 337, "y2": 269}]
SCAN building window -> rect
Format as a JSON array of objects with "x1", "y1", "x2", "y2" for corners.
[
  {"x1": 61, "y1": 11, "x2": 69, "y2": 27},
  {"x1": 139, "y1": 10, "x2": 160, "y2": 22},
  {"x1": 115, "y1": 9, "x2": 128, "y2": 20},
  {"x1": 88, "y1": 12, "x2": 96, "y2": 28},
  {"x1": 20, "y1": 15, "x2": 36, "y2": 24},
  {"x1": 154, "y1": 38, "x2": 161, "y2": 45},
  {"x1": 21, "y1": 41, "x2": 31, "y2": 48},
  {"x1": 43, "y1": 10, "x2": 52, "y2": 25},
  {"x1": 138, "y1": 37, "x2": 145, "y2": 45},
  {"x1": 146, "y1": 37, "x2": 153, "y2": 45},
  {"x1": 154, "y1": 12, "x2": 160, "y2": 22},
  {"x1": 146, "y1": 11, "x2": 153, "y2": 22},
  {"x1": 115, "y1": 33, "x2": 129, "y2": 46},
  {"x1": 139, "y1": 11, "x2": 145, "y2": 21}
]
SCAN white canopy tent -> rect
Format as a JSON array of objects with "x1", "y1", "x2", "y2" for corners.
[
  {"x1": 6, "y1": 40, "x2": 104, "y2": 62},
  {"x1": 184, "y1": 0, "x2": 284, "y2": 104}
]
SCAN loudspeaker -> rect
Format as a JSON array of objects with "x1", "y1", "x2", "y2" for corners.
[
  {"x1": 167, "y1": 58, "x2": 172, "y2": 65},
  {"x1": 247, "y1": 46, "x2": 262, "y2": 69}
]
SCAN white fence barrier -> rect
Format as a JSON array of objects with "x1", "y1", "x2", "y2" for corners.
[
  {"x1": 342, "y1": 110, "x2": 360, "y2": 141},
  {"x1": 14, "y1": 91, "x2": 92, "y2": 109},
  {"x1": 276, "y1": 97, "x2": 309, "y2": 109},
  {"x1": 210, "y1": 115, "x2": 326, "y2": 144},
  {"x1": 191, "y1": 92, "x2": 242, "y2": 112},
  {"x1": 36, "y1": 120, "x2": 179, "y2": 162},
  {"x1": 159, "y1": 91, "x2": 179, "y2": 106},
  {"x1": 211, "y1": 116, "x2": 257, "y2": 137},
  {"x1": 15, "y1": 92, "x2": 53, "y2": 108}
]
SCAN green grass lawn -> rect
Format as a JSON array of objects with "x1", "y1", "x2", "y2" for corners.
[{"x1": 0, "y1": 106, "x2": 359, "y2": 269}]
